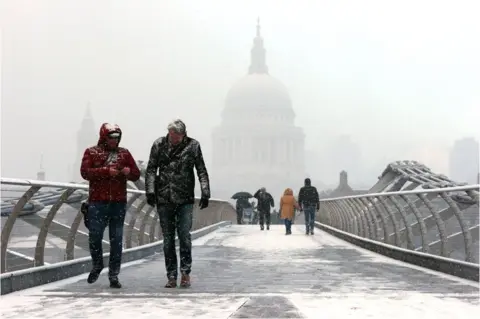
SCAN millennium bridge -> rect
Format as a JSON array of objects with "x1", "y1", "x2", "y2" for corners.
[{"x1": 0, "y1": 160, "x2": 478, "y2": 318}]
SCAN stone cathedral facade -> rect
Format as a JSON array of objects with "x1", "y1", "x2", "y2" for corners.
[{"x1": 211, "y1": 20, "x2": 305, "y2": 200}]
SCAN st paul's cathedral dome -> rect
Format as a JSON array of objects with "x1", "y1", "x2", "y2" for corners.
[{"x1": 212, "y1": 19, "x2": 305, "y2": 200}]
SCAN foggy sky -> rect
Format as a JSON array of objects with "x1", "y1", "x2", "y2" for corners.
[{"x1": 1, "y1": 0, "x2": 479, "y2": 186}]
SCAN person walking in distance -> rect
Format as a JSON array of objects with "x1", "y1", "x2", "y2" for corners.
[
  {"x1": 253, "y1": 187, "x2": 274, "y2": 230},
  {"x1": 280, "y1": 188, "x2": 300, "y2": 235},
  {"x1": 235, "y1": 197, "x2": 251, "y2": 224},
  {"x1": 80, "y1": 123, "x2": 141, "y2": 288},
  {"x1": 298, "y1": 178, "x2": 320, "y2": 235},
  {"x1": 145, "y1": 119, "x2": 210, "y2": 288}
]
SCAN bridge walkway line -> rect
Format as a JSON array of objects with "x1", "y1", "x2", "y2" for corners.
[{"x1": 0, "y1": 224, "x2": 478, "y2": 318}]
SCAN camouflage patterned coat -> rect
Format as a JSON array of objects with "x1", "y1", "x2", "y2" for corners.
[{"x1": 145, "y1": 135, "x2": 210, "y2": 205}]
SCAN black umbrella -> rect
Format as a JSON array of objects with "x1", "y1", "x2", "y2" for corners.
[{"x1": 231, "y1": 191, "x2": 253, "y2": 200}]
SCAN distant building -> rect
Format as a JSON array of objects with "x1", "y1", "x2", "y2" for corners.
[
  {"x1": 320, "y1": 171, "x2": 368, "y2": 199},
  {"x1": 325, "y1": 171, "x2": 368, "y2": 197},
  {"x1": 449, "y1": 137, "x2": 479, "y2": 185},
  {"x1": 36, "y1": 155, "x2": 46, "y2": 181},
  {"x1": 211, "y1": 19, "x2": 305, "y2": 200},
  {"x1": 71, "y1": 103, "x2": 97, "y2": 182}
]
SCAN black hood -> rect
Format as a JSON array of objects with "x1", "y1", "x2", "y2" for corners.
[{"x1": 304, "y1": 178, "x2": 311, "y2": 186}]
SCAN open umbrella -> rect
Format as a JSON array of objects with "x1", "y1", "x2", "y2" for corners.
[{"x1": 231, "y1": 191, "x2": 253, "y2": 200}]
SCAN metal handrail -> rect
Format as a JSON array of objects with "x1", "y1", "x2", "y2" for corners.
[
  {"x1": 0, "y1": 177, "x2": 236, "y2": 273},
  {"x1": 0, "y1": 177, "x2": 226, "y2": 201},
  {"x1": 318, "y1": 184, "x2": 480, "y2": 263},
  {"x1": 322, "y1": 184, "x2": 479, "y2": 201}
]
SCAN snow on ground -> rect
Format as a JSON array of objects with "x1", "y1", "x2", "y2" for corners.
[
  {"x1": 212, "y1": 224, "x2": 323, "y2": 250},
  {"x1": 0, "y1": 230, "x2": 250, "y2": 318},
  {"x1": 1, "y1": 224, "x2": 478, "y2": 318},
  {"x1": 1, "y1": 259, "x2": 149, "y2": 298},
  {"x1": 2, "y1": 231, "x2": 223, "y2": 299},
  {"x1": 2, "y1": 292, "x2": 476, "y2": 319},
  {"x1": 289, "y1": 292, "x2": 479, "y2": 319},
  {"x1": 311, "y1": 224, "x2": 479, "y2": 288},
  {"x1": 191, "y1": 225, "x2": 233, "y2": 246},
  {"x1": 0, "y1": 295, "x2": 248, "y2": 319}
]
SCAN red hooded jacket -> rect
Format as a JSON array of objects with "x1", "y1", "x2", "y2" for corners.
[{"x1": 80, "y1": 123, "x2": 141, "y2": 203}]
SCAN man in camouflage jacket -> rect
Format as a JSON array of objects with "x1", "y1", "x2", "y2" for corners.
[{"x1": 145, "y1": 119, "x2": 210, "y2": 288}]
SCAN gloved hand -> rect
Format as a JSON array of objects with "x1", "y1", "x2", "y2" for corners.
[
  {"x1": 199, "y1": 196, "x2": 209, "y2": 210},
  {"x1": 146, "y1": 193, "x2": 156, "y2": 207}
]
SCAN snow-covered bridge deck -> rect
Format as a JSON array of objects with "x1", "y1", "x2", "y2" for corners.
[{"x1": 1, "y1": 224, "x2": 477, "y2": 318}]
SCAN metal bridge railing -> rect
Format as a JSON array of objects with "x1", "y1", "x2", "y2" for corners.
[
  {"x1": 317, "y1": 184, "x2": 480, "y2": 263},
  {"x1": 0, "y1": 177, "x2": 237, "y2": 274}
]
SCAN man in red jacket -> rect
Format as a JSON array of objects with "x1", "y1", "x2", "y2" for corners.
[{"x1": 80, "y1": 123, "x2": 140, "y2": 288}]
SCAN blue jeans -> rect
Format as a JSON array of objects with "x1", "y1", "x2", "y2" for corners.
[
  {"x1": 304, "y1": 205, "x2": 316, "y2": 232},
  {"x1": 88, "y1": 202, "x2": 126, "y2": 278},
  {"x1": 284, "y1": 219, "x2": 292, "y2": 233},
  {"x1": 157, "y1": 204, "x2": 193, "y2": 279}
]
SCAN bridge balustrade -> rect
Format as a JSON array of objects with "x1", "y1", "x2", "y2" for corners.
[
  {"x1": 317, "y1": 185, "x2": 480, "y2": 265},
  {"x1": 0, "y1": 177, "x2": 236, "y2": 274}
]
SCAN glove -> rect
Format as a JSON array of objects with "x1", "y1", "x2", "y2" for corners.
[
  {"x1": 146, "y1": 193, "x2": 156, "y2": 207},
  {"x1": 199, "y1": 196, "x2": 209, "y2": 210}
]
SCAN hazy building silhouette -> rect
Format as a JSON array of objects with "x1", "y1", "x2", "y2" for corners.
[
  {"x1": 71, "y1": 103, "x2": 97, "y2": 182},
  {"x1": 449, "y1": 137, "x2": 479, "y2": 185},
  {"x1": 37, "y1": 155, "x2": 46, "y2": 181},
  {"x1": 211, "y1": 19, "x2": 305, "y2": 199},
  {"x1": 323, "y1": 170, "x2": 368, "y2": 198}
]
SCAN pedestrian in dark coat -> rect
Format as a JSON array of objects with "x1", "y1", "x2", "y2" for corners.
[
  {"x1": 145, "y1": 119, "x2": 210, "y2": 288},
  {"x1": 298, "y1": 178, "x2": 320, "y2": 235},
  {"x1": 253, "y1": 187, "x2": 274, "y2": 230}
]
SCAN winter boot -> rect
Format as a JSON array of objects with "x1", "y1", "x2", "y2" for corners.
[
  {"x1": 109, "y1": 276, "x2": 122, "y2": 289},
  {"x1": 87, "y1": 267, "x2": 102, "y2": 284},
  {"x1": 266, "y1": 225, "x2": 270, "y2": 230},
  {"x1": 180, "y1": 273, "x2": 191, "y2": 288},
  {"x1": 165, "y1": 277, "x2": 177, "y2": 288},
  {"x1": 310, "y1": 229, "x2": 314, "y2": 235},
  {"x1": 260, "y1": 225, "x2": 264, "y2": 231}
]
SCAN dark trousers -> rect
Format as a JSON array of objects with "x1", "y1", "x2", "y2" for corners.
[
  {"x1": 157, "y1": 204, "x2": 193, "y2": 279},
  {"x1": 259, "y1": 210, "x2": 271, "y2": 227},
  {"x1": 304, "y1": 205, "x2": 316, "y2": 232},
  {"x1": 236, "y1": 209, "x2": 243, "y2": 224},
  {"x1": 284, "y1": 218, "x2": 292, "y2": 233},
  {"x1": 88, "y1": 201, "x2": 126, "y2": 278}
]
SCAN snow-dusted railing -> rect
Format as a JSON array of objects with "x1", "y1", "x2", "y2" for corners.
[
  {"x1": 0, "y1": 177, "x2": 236, "y2": 274},
  {"x1": 318, "y1": 185, "x2": 480, "y2": 263}
]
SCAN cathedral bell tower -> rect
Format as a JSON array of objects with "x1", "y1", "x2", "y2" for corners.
[
  {"x1": 37, "y1": 155, "x2": 46, "y2": 181},
  {"x1": 71, "y1": 102, "x2": 97, "y2": 182}
]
